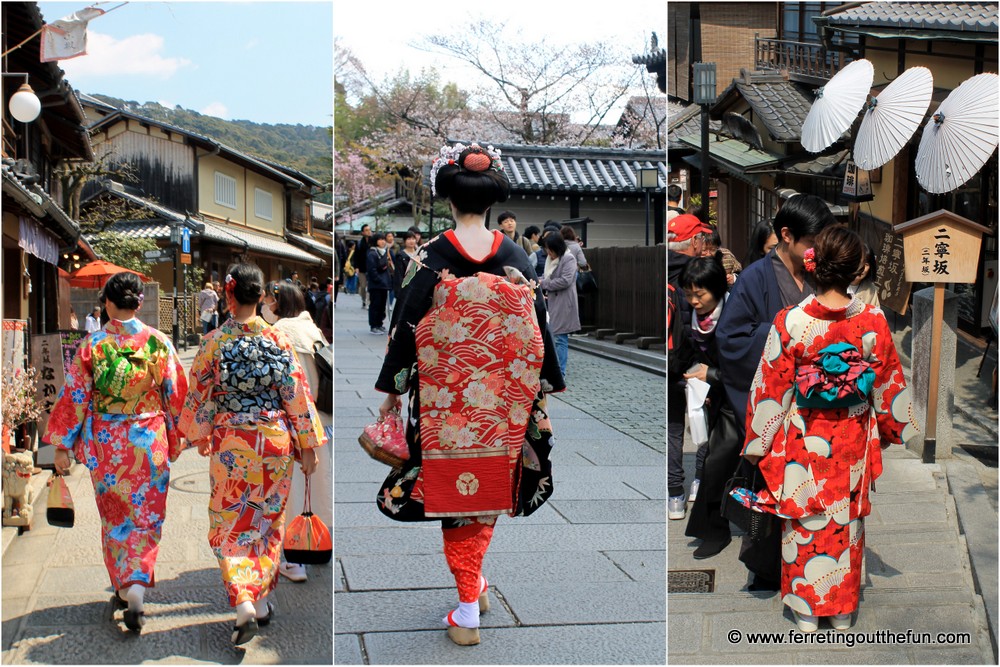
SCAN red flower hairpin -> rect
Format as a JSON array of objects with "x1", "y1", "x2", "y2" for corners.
[{"x1": 803, "y1": 247, "x2": 817, "y2": 273}]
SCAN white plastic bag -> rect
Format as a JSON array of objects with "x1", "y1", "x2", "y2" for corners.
[{"x1": 685, "y1": 376, "x2": 711, "y2": 446}]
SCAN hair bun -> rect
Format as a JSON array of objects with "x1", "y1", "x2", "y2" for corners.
[{"x1": 463, "y1": 151, "x2": 492, "y2": 172}]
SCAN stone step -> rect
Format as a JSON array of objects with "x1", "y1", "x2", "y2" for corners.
[{"x1": 669, "y1": 585, "x2": 978, "y2": 612}]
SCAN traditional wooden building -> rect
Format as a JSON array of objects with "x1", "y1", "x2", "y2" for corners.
[
  {"x1": 78, "y1": 99, "x2": 329, "y2": 286},
  {"x1": 471, "y1": 143, "x2": 666, "y2": 248},
  {"x1": 2, "y1": 1, "x2": 95, "y2": 334},
  {"x1": 816, "y1": 1, "x2": 998, "y2": 331}
]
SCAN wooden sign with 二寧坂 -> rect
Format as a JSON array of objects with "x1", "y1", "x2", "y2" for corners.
[{"x1": 894, "y1": 210, "x2": 990, "y2": 284}]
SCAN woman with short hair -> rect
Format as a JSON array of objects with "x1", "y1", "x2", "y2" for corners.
[{"x1": 539, "y1": 232, "x2": 580, "y2": 379}]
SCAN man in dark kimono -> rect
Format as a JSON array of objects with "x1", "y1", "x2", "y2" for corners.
[{"x1": 716, "y1": 194, "x2": 835, "y2": 590}]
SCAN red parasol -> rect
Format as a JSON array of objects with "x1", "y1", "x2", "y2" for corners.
[{"x1": 68, "y1": 260, "x2": 150, "y2": 289}]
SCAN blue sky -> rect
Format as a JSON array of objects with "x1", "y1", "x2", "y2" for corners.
[{"x1": 37, "y1": 1, "x2": 333, "y2": 127}]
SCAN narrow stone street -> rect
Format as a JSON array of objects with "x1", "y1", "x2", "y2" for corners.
[{"x1": 1, "y1": 347, "x2": 333, "y2": 665}]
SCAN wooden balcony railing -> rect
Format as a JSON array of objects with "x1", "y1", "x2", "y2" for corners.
[{"x1": 754, "y1": 36, "x2": 851, "y2": 83}]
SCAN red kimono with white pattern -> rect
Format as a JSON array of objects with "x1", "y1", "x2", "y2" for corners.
[{"x1": 742, "y1": 296, "x2": 918, "y2": 616}]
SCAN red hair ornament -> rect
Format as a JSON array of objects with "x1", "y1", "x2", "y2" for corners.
[{"x1": 803, "y1": 247, "x2": 817, "y2": 273}]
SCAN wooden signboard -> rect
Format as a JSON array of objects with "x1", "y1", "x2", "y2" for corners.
[
  {"x1": 31, "y1": 333, "x2": 65, "y2": 438},
  {"x1": 893, "y1": 209, "x2": 990, "y2": 463},
  {"x1": 896, "y1": 210, "x2": 990, "y2": 284},
  {"x1": 873, "y1": 224, "x2": 912, "y2": 316}
]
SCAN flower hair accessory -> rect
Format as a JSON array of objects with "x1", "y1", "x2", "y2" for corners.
[
  {"x1": 803, "y1": 247, "x2": 817, "y2": 273},
  {"x1": 429, "y1": 142, "x2": 504, "y2": 197},
  {"x1": 137, "y1": 293, "x2": 144, "y2": 306},
  {"x1": 224, "y1": 273, "x2": 237, "y2": 305}
]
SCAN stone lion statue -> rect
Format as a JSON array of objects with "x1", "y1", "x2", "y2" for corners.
[{"x1": 3, "y1": 451, "x2": 35, "y2": 527}]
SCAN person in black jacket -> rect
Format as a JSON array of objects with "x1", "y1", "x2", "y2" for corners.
[
  {"x1": 366, "y1": 232, "x2": 392, "y2": 334},
  {"x1": 335, "y1": 235, "x2": 348, "y2": 304},
  {"x1": 679, "y1": 253, "x2": 737, "y2": 560},
  {"x1": 355, "y1": 224, "x2": 372, "y2": 309},
  {"x1": 715, "y1": 194, "x2": 835, "y2": 590}
]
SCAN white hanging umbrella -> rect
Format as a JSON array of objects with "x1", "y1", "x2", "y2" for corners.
[
  {"x1": 854, "y1": 67, "x2": 934, "y2": 170},
  {"x1": 915, "y1": 73, "x2": 1000, "y2": 194},
  {"x1": 801, "y1": 59, "x2": 874, "y2": 153}
]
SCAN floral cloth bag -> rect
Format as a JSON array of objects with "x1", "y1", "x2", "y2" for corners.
[{"x1": 415, "y1": 271, "x2": 543, "y2": 517}]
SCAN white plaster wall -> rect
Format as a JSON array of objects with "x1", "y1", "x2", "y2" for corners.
[{"x1": 499, "y1": 193, "x2": 651, "y2": 248}]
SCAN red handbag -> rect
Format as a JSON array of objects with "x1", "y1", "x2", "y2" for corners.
[
  {"x1": 358, "y1": 411, "x2": 409, "y2": 468},
  {"x1": 283, "y1": 477, "x2": 332, "y2": 565}
]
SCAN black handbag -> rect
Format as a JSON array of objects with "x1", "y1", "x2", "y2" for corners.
[
  {"x1": 576, "y1": 268, "x2": 597, "y2": 294},
  {"x1": 720, "y1": 459, "x2": 776, "y2": 542},
  {"x1": 313, "y1": 341, "x2": 333, "y2": 414}
]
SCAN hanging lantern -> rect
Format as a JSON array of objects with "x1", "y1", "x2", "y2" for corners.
[{"x1": 841, "y1": 160, "x2": 873, "y2": 202}]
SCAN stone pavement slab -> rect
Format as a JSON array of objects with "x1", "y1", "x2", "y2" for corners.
[
  {"x1": 669, "y1": 431, "x2": 994, "y2": 664},
  {"x1": 361, "y1": 622, "x2": 667, "y2": 665}
]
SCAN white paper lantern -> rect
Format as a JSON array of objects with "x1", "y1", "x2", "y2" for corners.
[{"x1": 9, "y1": 83, "x2": 41, "y2": 123}]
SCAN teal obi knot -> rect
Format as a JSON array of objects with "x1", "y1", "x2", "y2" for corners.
[{"x1": 794, "y1": 342, "x2": 875, "y2": 408}]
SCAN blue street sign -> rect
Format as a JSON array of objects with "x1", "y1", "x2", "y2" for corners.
[{"x1": 182, "y1": 226, "x2": 191, "y2": 253}]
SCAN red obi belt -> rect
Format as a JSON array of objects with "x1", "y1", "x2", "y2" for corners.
[{"x1": 416, "y1": 272, "x2": 543, "y2": 517}]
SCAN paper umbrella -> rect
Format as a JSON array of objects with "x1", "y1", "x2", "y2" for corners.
[
  {"x1": 801, "y1": 59, "x2": 874, "y2": 154},
  {"x1": 853, "y1": 67, "x2": 934, "y2": 171},
  {"x1": 915, "y1": 72, "x2": 1000, "y2": 194}
]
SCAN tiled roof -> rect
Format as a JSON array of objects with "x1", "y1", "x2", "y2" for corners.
[
  {"x1": 733, "y1": 73, "x2": 813, "y2": 142},
  {"x1": 746, "y1": 149, "x2": 851, "y2": 178},
  {"x1": 823, "y1": 2, "x2": 998, "y2": 33},
  {"x1": 491, "y1": 144, "x2": 666, "y2": 192},
  {"x1": 675, "y1": 135, "x2": 783, "y2": 172},
  {"x1": 287, "y1": 231, "x2": 333, "y2": 258},
  {"x1": 667, "y1": 100, "x2": 722, "y2": 151},
  {"x1": 82, "y1": 187, "x2": 324, "y2": 265},
  {"x1": 2, "y1": 160, "x2": 80, "y2": 244}
]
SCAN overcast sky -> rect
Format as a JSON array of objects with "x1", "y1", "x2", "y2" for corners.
[
  {"x1": 335, "y1": 0, "x2": 664, "y2": 120},
  {"x1": 37, "y1": 1, "x2": 334, "y2": 127}
]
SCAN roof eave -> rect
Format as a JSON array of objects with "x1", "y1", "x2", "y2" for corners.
[{"x1": 824, "y1": 24, "x2": 999, "y2": 42}]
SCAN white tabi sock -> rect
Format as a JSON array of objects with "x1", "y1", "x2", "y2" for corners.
[
  {"x1": 444, "y1": 600, "x2": 480, "y2": 629},
  {"x1": 125, "y1": 584, "x2": 145, "y2": 613},
  {"x1": 253, "y1": 596, "x2": 271, "y2": 618},
  {"x1": 236, "y1": 601, "x2": 256, "y2": 626}
]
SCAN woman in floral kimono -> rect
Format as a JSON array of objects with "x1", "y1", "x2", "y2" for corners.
[
  {"x1": 178, "y1": 263, "x2": 326, "y2": 646},
  {"x1": 742, "y1": 225, "x2": 918, "y2": 633},
  {"x1": 375, "y1": 143, "x2": 564, "y2": 647},
  {"x1": 45, "y1": 271, "x2": 187, "y2": 633}
]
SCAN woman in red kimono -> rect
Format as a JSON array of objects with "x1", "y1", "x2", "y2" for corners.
[
  {"x1": 742, "y1": 225, "x2": 918, "y2": 633},
  {"x1": 45, "y1": 271, "x2": 187, "y2": 633},
  {"x1": 375, "y1": 143, "x2": 564, "y2": 646},
  {"x1": 178, "y1": 263, "x2": 325, "y2": 645}
]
